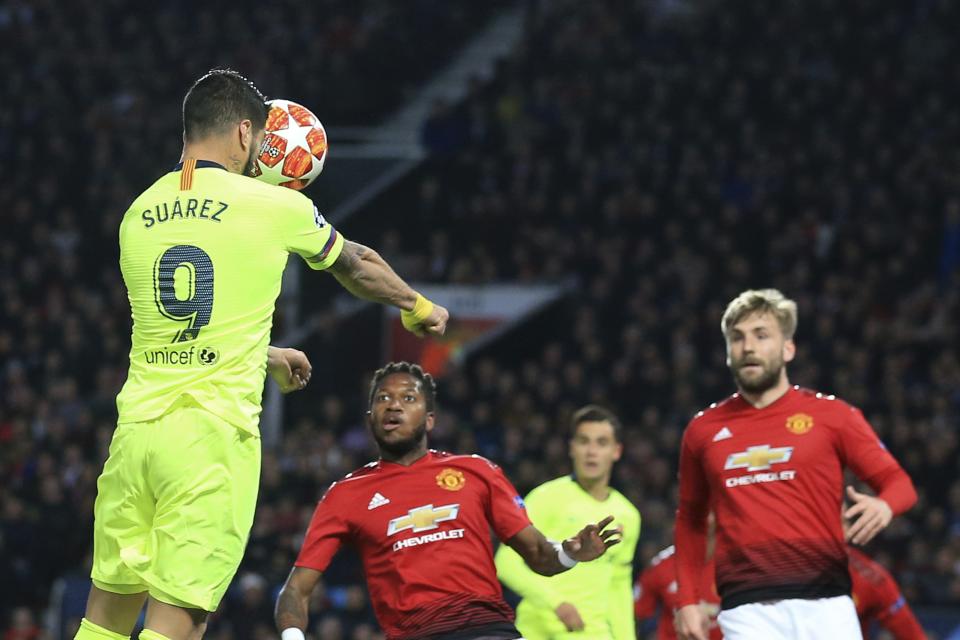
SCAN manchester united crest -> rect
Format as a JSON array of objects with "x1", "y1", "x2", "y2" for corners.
[
  {"x1": 785, "y1": 413, "x2": 814, "y2": 435},
  {"x1": 436, "y1": 468, "x2": 466, "y2": 491}
]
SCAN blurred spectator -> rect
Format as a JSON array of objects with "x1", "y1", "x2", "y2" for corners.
[{"x1": 2, "y1": 607, "x2": 44, "y2": 640}]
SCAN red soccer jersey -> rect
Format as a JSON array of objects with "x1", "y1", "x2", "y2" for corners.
[
  {"x1": 675, "y1": 387, "x2": 916, "y2": 610},
  {"x1": 296, "y1": 450, "x2": 533, "y2": 640},
  {"x1": 849, "y1": 547, "x2": 926, "y2": 640},
  {"x1": 634, "y1": 547, "x2": 722, "y2": 640}
]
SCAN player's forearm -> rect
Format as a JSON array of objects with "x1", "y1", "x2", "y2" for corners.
[
  {"x1": 329, "y1": 241, "x2": 418, "y2": 310},
  {"x1": 884, "y1": 605, "x2": 926, "y2": 639},
  {"x1": 524, "y1": 537, "x2": 573, "y2": 576},
  {"x1": 874, "y1": 468, "x2": 918, "y2": 515},
  {"x1": 674, "y1": 504, "x2": 708, "y2": 606},
  {"x1": 275, "y1": 583, "x2": 311, "y2": 632},
  {"x1": 266, "y1": 345, "x2": 287, "y2": 370},
  {"x1": 507, "y1": 526, "x2": 573, "y2": 577}
]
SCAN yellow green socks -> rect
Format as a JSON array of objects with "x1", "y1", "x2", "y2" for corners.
[{"x1": 74, "y1": 618, "x2": 129, "y2": 640}]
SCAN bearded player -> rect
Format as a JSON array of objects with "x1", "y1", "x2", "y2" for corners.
[
  {"x1": 275, "y1": 362, "x2": 622, "y2": 640},
  {"x1": 76, "y1": 69, "x2": 447, "y2": 640},
  {"x1": 674, "y1": 289, "x2": 917, "y2": 640}
]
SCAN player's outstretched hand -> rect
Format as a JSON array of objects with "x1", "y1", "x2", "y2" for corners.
[
  {"x1": 676, "y1": 604, "x2": 710, "y2": 640},
  {"x1": 268, "y1": 346, "x2": 313, "y2": 394},
  {"x1": 844, "y1": 485, "x2": 893, "y2": 545},
  {"x1": 562, "y1": 515, "x2": 621, "y2": 562}
]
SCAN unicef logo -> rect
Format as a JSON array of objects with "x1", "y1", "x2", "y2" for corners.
[{"x1": 198, "y1": 347, "x2": 220, "y2": 366}]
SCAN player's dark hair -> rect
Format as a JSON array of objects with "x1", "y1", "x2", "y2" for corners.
[
  {"x1": 569, "y1": 405, "x2": 623, "y2": 442},
  {"x1": 368, "y1": 362, "x2": 437, "y2": 412},
  {"x1": 183, "y1": 68, "x2": 268, "y2": 142}
]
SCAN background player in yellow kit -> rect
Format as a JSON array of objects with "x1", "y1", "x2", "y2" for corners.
[
  {"x1": 75, "y1": 69, "x2": 448, "y2": 640},
  {"x1": 495, "y1": 406, "x2": 640, "y2": 639}
]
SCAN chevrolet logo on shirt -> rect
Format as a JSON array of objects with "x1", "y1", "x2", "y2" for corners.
[
  {"x1": 724, "y1": 445, "x2": 793, "y2": 471},
  {"x1": 387, "y1": 504, "x2": 460, "y2": 535}
]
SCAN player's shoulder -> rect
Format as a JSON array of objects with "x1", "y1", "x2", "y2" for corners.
[
  {"x1": 792, "y1": 387, "x2": 862, "y2": 422},
  {"x1": 431, "y1": 450, "x2": 506, "y2": 475},
  {"x1": 524, "y1": 475, "x2": 578, "y2": 500},
  {"x1": 649, "y1": 545, "x2": 676, "y2": 568},
  {"x1": 684, "y1": 394, "x2": 740, "y2": 436},
  {"x1": 234, "y1": 173, "x2": 313, "y2": 207},
  {"x1": 794, "y1": 386, "x2": 851, "y2": 409},
  {"x1": 322, "y1": 460, "x2": 382, "y2": 499},
  {"x1": 608, "y1": 487, "x2": 641, "y2": 518}
]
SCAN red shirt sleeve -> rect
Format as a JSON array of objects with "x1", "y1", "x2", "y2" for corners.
[
  {"x1": 484, "y1": 461, "x2": 533, "y2": 541},
  {"x1": 634, "y1": 563, "x2": 661, "y2": 619},
  {"x1": 879, "y1": 599, "x2": 926, "y2": 640},
  {"x1": 836, "y1": 407, "x2": 917, "y2": 515},
  {"x1": 675, "y1": 426, "x2": 710, "y2": 607},
  {"x1": 873, "y1": 573, "x2": 926, "y2": 640},
  {"x1": 295, "y1": 485, "x2": 349, "y2": 572}
]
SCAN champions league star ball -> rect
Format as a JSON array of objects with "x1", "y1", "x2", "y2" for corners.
[{"x1": 252, "y1": 99, "x2": 328, "y2": 190}]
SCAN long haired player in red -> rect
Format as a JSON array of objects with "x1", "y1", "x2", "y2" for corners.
[
  {"x1": 674, "y1": 289, "x2": 917, "y2": 640},
  {"x1": 275, "y1": 362, "x2": 622, "y2": 640}
]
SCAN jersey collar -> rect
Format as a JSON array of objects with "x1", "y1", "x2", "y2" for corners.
[{"x1": 173, "y1": 160, "x2": 227, "y2": 171}]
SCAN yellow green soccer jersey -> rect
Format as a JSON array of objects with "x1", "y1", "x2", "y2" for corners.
[
  {"x1": 495, "y1": 476, "x2": 641, "y2": 640},
  {"x1": 115, "y1": 159, "x2": 344, "y2": 434}
]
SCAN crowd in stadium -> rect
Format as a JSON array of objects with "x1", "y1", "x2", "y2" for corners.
[{"x1": 2, "y1": 0, "x2": 960, "y2": 638}]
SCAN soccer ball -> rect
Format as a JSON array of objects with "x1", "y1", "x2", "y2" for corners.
[{"x1": 252, "y1": 99, "x2": 328, "y2": 190}]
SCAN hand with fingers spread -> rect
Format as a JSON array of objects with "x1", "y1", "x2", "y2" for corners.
[
  {"x1": 844, "y1": 485, "x2": 893, "y2": 545},
  {"x1": 267, "y1": 346, "x2": 313, "y2": 394},
  {"x1": 562, "y1": 515, "x2": 622, "y2": 562}
]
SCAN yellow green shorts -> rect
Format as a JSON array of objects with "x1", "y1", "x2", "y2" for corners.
[{"x1": 91, "y1": 402, "x2": 260, "y2": 612}]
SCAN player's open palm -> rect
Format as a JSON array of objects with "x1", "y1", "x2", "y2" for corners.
[
  {"x1": 563, "y1": 515, "x2": 621, "y2": 562},
  {"x1": 844, "y1": 485, "x2": 893, "y2": 545}
]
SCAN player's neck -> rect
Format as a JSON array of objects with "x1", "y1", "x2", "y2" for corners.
[
  {"x1": 576, "y1": 474, "x2": 611, "y2": 501},
  {"x1": 380, "y1": 445, "x2": 430, "y2": 467},
  {"x1": 181, "y1": 142, "x2": 246, "y2": 175},
  {"x1": 738, "y1": 373, "x2": 791, "y2": 409}
]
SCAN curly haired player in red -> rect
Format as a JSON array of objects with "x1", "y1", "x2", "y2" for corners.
[
  {"x1": 275, "y1": 362, "x2": 622, "y2": 640},
  {"x1": 674, "y1": 289, "x2": 917, "y2": 640}
]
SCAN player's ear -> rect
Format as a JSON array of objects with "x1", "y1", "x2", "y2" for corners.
[
  {"x1": 782, "y1": 338, "x2": 796, "y2": 363},
  {"x1": 425, "y1": 411, "x2": 435, "y2": 432},
  {"x1": 238, "y1": 119, "x2": 254, "y2": 150},
  {"x1": 613, "y1": 442, "x2": 623, "y2": 462},
  {"x1": 365, "y1": 410, "x2": 374, "y2": 427}
]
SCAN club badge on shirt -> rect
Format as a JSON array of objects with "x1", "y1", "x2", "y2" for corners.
[
  {"x1": 436, "y1": 468, "x2": 466, "y2": 491},
  {"x1": 785, "y1": 413, "x2": 814, "y2": 435}
]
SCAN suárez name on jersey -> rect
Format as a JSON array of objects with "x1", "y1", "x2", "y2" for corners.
[{"x1": 141, "y1": 198, "x2": 228, "y2": 228}]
